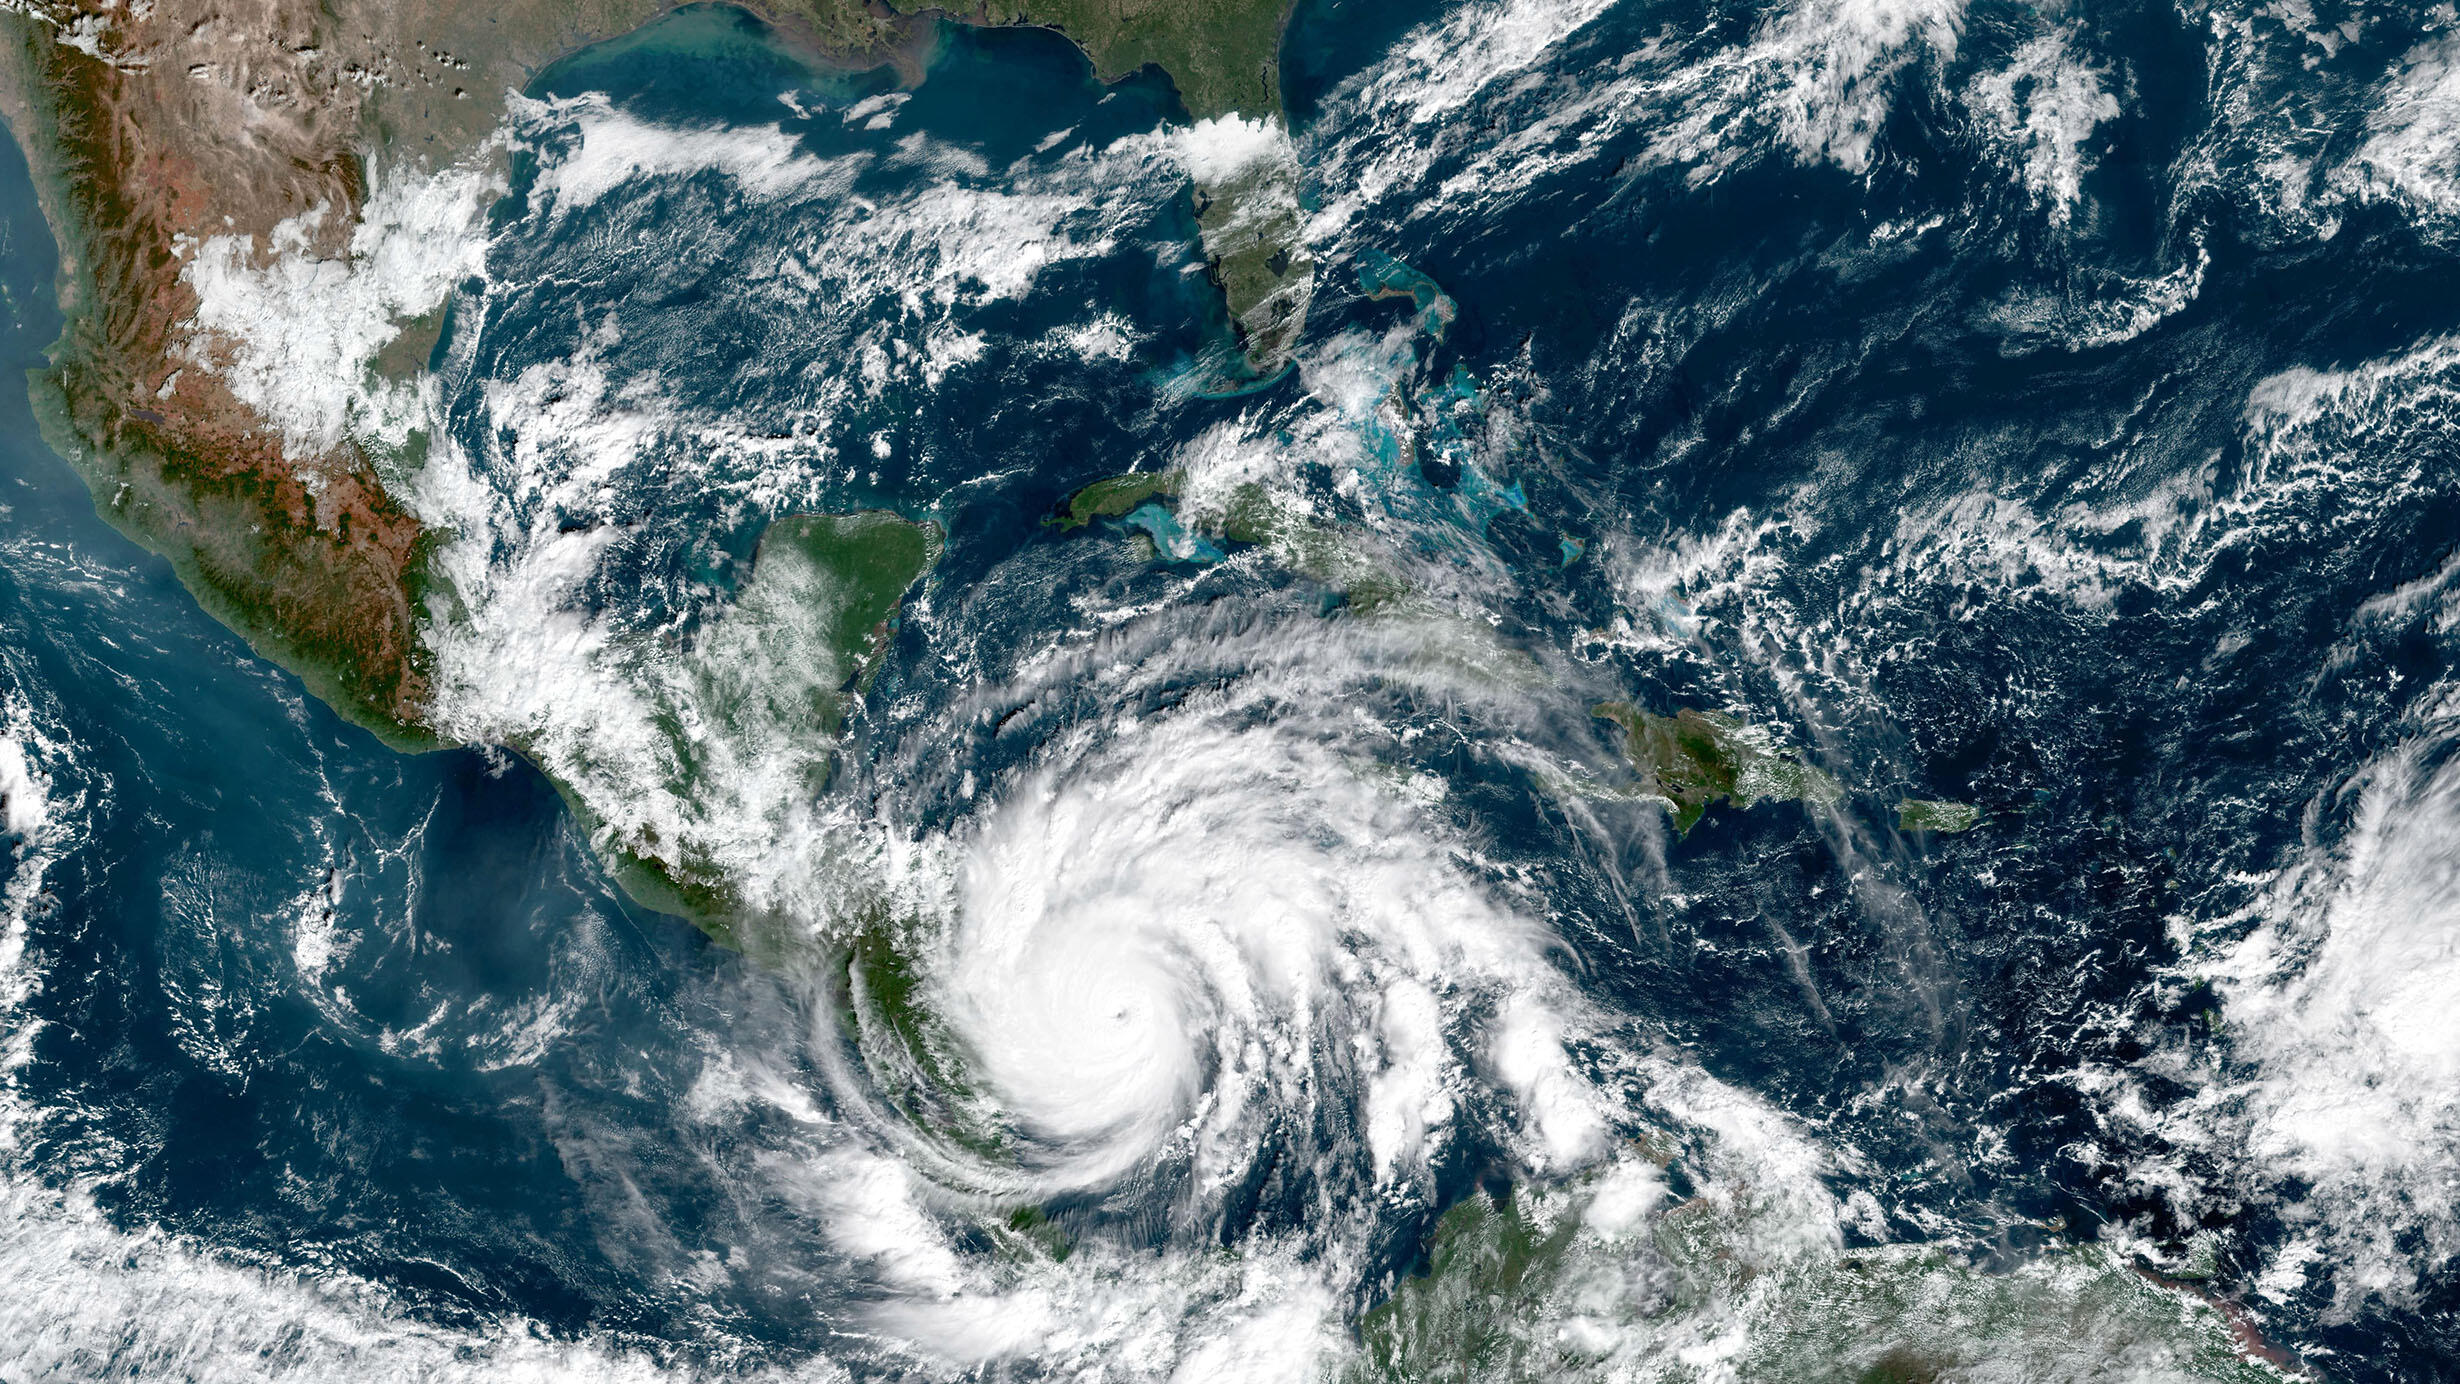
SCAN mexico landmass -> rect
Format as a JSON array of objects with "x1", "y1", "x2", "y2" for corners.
[{"x1": 0, "y1": 0, "x2": 1309, "y2": 939}]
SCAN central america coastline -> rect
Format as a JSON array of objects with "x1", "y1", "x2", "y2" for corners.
[{"x1": 2, "y1": 0, "x2": 2458, "y2": 1378}]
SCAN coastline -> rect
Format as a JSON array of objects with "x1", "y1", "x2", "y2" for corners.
[
  {"x1": 0, "y1": 1, "x2": 940, "y2": 760},
  {"x1": 0, "y1": 0, "x2": 1303, "y2": 944}
]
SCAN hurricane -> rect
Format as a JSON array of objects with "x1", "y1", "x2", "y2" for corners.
[{"x1": 3, "y1": 0, "x2": 2459, "y2": 1378}]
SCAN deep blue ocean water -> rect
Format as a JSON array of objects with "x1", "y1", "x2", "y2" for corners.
[{"x1": 5, "y1": 0, "x2": 2460, "y2": 1377}]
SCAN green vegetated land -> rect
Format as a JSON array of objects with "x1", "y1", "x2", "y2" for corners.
[
  {"x1": 888, "y1": 0, "x2": 1311, "y2": 372},
  {"x1": 1049, "y1": 467, "x2": 1182, "y2": 530},
  {"x1": 896, "y1": 0, "x2": 1293, "y2": 118},
  {"x1": 756, "y1": 511, "x2": 944, "y2": 684},
  {"x1": 889, "y1": 0, "x2": 1312, "y2": 376},
  {"x1": 0, "y1": 0, "x2": 1293, "y2": 959},
  {"x1": 845, "y1": 916, "x2": 1015, "y2": 1158},
  {"x1": 610, "y1": 510, "x2": 942, "y2": 948},
  {"x1": 0, "y1": 0, "x2": 1292, "y2": 766},
  {"x1": 1217, "y1": 481, "x2": 1405, "y2": 610},
  {"x1": 1053, "y1": 469, "x2": 1408, "y2": 610},
  {"x1": 1592, "y1": 703, "x2": 1843, "y2": 832},
  {"x1": 1191, "y1": 143, "x2": 1314, "y2": 368},
  {"x1": 1895, "y1": 799, "x2": 1981, "y2": 834},
  {"x1": 1352, "y1": 1184, "x2": 2289, "y2": 1384}
]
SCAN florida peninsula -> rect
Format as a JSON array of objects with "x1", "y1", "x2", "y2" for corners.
[{"x1": 0, "y1": 0, "x2": 1309, "y2": 936}]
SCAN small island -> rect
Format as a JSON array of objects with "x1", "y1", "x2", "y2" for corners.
[{"x1": 1896, "y1": 798, "x2": 1982, "y2": 834}]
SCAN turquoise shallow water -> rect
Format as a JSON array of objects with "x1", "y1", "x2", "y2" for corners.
[{"x1": 6, "y1": 0, "x2": 2460, "y2": 1377}]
